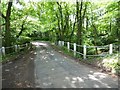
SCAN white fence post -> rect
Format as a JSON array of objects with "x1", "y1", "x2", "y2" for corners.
[
  {"x1": 83, "y1": 45, "x2": 86, "y2": 59},
  {"x1": 58, "y1": 41, "x2": 60, "y2": 46},
  {"x1": 62, "y1": 41, "x2": 64, "y2": 46},
  {"x1": 15, "y1": 45, "x2": 18, "y2": 52},
  {"x1": 18, "y1": 45, "x2": 20, "y2": 51},
  {"x1": 67, "y1": 42, "x2": 70, "y2": 52},
  {"x1": 2, "y1": 47, "x2": 5, "y2": 56},
  {"x1": 109, "y1": 44, "x2": 113, "y2": 54},
  {"x1": 26, "y1": 43, "x2": 28, "y2": 47},
  {"x1": 74, "y1": 43, "x2": 76, "y2": 56},
  {"x1": 60, "y1": 41, "x2": 62, "y2": 46},
  {"x1": 59, "y1": 41, "x2": 61, "y2": 46}
]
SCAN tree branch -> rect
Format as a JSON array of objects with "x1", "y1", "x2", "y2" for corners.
[
  {"x1": 1, "y1": 23, "x2": 5, "y2": 26},
  {"x1": 0, "y1": 11, "x2": 6, "y2": 19},
  {"x1": 0, "y1": 23, "x2": 5, "y2": 28},
  {"x1": 17, "y1": 16, "x2": 28, "y2": 38}
]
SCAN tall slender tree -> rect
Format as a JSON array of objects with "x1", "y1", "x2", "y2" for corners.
[{"x1": 0, "y1": 0, "x2": 13, "y2": 52}]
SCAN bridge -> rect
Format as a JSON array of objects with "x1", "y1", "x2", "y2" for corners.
[{"x1": 1, "y1": 41, "x2": 119, "y2": 88}]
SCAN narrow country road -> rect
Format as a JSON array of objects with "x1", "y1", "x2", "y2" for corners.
[{"x1": 2, "y1": 41, "x2": 118, "y2": 88}]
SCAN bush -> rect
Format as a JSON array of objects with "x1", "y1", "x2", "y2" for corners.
[
  {"x1": 87, "y1": 48, "x2": 95, "y2": 55},
  {"x1": 41, "y1": 37, "x2": 49, "y2": 41},
  {"x1": 16, "y1": 36, "x2": 31, "y2": 44},
  {"x1": 102, "y1": 53, "x2": 120, "y2": 74}
]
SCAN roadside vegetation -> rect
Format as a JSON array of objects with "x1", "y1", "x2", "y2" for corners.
[
  {"x1": 0, "y1": 0, "x2": 119, "y2": 74},
  {"x1": 52, "y1": 44, "x2": 120, "y2": 76}
]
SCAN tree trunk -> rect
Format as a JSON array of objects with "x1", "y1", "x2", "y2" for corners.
[
  {"x1": 56, "y1": 13, "x2": 62, "y2": 41},
  {"x1": 117, "y1": 1, "x2": 120, "y2": 43},
  {"x1": 4, "y1": 1, "x2": 13, "y2": 53},
  {"x1": 57, "y1": 2, "x2": 64, "y2": 40},
  {"x1": 92, "y1": 23, "x2": 98, "y2": 54},
  {"x1": 76, "y1": 1, "x2": 83, "y2": 52},
  {"x1": 86, "y1": 16, "x2": 88, "y2": 31},
  {"x1": 69, "y1": 17, "x2": 76, "y2": 42},
  {"x1": 64, "y1": 6, "x2": 69, "y2": 41}
]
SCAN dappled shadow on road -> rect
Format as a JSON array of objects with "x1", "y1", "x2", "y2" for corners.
[
  {"x1": 2, "y1": 41, "x2": 118, "y2": 88},
  {"x1": 2, "y1": 50, "x2": 36, "y2": 88},
  {"x1": 32, "y1": 42, "x2": 118, "y2": 88},
  {"x1": 61, "y1": 72, "x2": 118, "y2": 88},
  {"x1": 36, "y1": 67, "x2": 118, "y2": 88}
]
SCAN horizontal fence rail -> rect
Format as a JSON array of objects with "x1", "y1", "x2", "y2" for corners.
[
  {"x1": 0, "y1": 43, "x2": 32, "y2": 57},
  {"x1": 57, "y1": 41, "x2": 119, "y2": 59}
]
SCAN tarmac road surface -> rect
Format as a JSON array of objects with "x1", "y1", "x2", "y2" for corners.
[{"x1": 2, "y1": 41, "x2": 118, "y2": 88}]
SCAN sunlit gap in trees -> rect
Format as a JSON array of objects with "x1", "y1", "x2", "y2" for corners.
[{"x1": 32, "y1": 42, "x2": 48, "y2": 47}]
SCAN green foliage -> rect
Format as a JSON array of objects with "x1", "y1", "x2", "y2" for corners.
[
  {"x1": 16, "y1": 36, "x2": 31, "y2": 44},
  {"x1": 1, "y1": 1, "x2": 119, "y2": 76},
  {"x1": 102, "y1": 53, "x2": 120, "y2": 74},
  {"x1": 1, "y1": 1, "x2": 119, "y2": 48},
  {"x1": 87, "y1": 48, "x2": 96, "y2": 55}
]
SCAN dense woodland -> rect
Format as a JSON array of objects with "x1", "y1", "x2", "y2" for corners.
[{"x1": 0, "y1": 0, "x2": 120, "y2": 53}]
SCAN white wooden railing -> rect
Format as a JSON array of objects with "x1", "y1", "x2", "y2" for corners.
[
  {"x1": 57, "y1": 41, "x2": 119, "y2": 59},
  {"x1": 0, "y1": 43, "x2": 32, "y2": 57}
]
